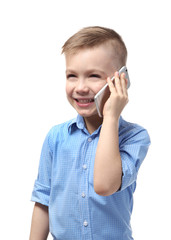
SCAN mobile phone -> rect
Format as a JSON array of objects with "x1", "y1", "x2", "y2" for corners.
[{"x1": 94, "y1": 66, "x2": 130, "y2": 117}]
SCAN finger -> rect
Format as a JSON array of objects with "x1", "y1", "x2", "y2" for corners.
[
  {"x1": 121, "y1": 73, "x2": 128, "y2": 97},
  {"x1": 107, "y1": 77, "x2": 117, "y2": 93},
  {"x1": 114, "y1": 71, "x2": 123, "y2": 95}
]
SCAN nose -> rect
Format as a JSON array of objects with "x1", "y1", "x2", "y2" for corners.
[{"x1": 75, "y1": 78, "x2": 89, "y2": 94}]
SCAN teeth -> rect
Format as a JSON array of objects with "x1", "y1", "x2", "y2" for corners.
[{"x1": 77, "y1": 99, "x2": 93, "y2": 103}]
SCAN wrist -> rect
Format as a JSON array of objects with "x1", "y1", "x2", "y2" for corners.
[
  {"x1": 103, "y1": 115, "x2": 119, "y2": 123},
  {"x1": 102, "y1": 115, "x2": 120, "y2": 128}
]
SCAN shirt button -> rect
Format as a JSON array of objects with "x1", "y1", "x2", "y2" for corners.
[
  {"x1": 83, "y1": 220, "x2": 88, "y2": 227},
  {"x1": 81, "y1": 192, "x2": 86, "y2": 198},
  {"x1": 83, "y1": 164, "x2": 87, "y2": 170},
  {"x1": 88, "y1": 137, "x2": 92, "y2": 142}
]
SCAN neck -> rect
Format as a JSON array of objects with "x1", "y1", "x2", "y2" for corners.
[{"x1": 83, "y1": 115, "x2": 103, "y2": 135}]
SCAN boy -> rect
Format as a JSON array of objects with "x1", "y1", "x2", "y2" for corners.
[{"x1": 30, "y1": 26, "x2": 150, "y2": 240}]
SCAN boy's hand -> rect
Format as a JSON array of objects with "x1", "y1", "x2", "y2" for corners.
[{"x1": 103, "y1": 71, "x2": 129, "y2": 120}]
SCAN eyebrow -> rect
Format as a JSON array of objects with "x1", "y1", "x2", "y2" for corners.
[
  {"x1": 65, "y1": 69, "x2": 106, "y2": 75},
  {"x1": 65, "y1": 69, "x2": 77, "y2": 74}
]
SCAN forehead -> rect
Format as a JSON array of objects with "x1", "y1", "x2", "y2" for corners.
[{"x1": 65, "y1": 44, "x2": 120, "y2": 72}]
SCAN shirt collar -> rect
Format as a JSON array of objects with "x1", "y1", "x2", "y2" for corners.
[
  {"x1": 68, "y1": 114, "x2": 123, "y2": 134},
  {"x1": 68, "y1": 115, "x2": 85, "y2": 134}
]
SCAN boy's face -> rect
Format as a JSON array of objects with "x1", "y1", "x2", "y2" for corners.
[{"x1": 65, "y1": 44, "x2": 119, "y2": 121}]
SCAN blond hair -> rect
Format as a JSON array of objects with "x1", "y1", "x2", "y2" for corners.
[{"x1": 62, "y1": 26, "x2": 127, "y2": 66}]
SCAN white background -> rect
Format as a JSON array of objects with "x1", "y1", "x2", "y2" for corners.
[{"x1": 0, "y1": 0, "x2": 171, "y2": 239}]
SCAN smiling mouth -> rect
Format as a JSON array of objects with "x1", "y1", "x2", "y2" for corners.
[{"x1": 75, "y1": 98, "x2": 94, "y2": 103}]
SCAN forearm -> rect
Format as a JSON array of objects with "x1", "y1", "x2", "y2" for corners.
[
  {"x1": 94, "y1": 116, "x2": 122, "y2": 196},
  {"x1": 29, "y1": 202, "x2": 49, "y2": 240}
]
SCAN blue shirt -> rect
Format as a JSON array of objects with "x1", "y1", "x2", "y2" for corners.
[{"x1": 31, "y1": 115, "x2": 150, "y2": 240}]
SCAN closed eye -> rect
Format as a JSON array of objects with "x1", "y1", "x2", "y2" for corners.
[
  {"x1": 66, "y1": 74, "x2": 77, "y2": 79},
  {"x1": 89, "y1": 74, "x2": 101, "y2": 78}
]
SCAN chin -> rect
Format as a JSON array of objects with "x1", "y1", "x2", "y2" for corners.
[
  {"x1": 71, "y1": 102, "x2": 99, "y2": 119},
  {"x1": 77, "y1": 112, "x2": 93, "y2": 118},
  {"x1": 78, "y1": 110, "x2": 99, "y2": 119}
]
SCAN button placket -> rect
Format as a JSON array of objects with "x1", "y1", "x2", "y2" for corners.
[{"x1": 79, "y1": 135, "x2": 94, "y2": 238}]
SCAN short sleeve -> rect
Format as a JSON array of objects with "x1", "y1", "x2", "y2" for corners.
[
  {"x1": 31, "y1": 130, "x2": 53, "y2": 206},
  {"x1": 119, "y1": 126, "x2": 150, "y2": 191}
]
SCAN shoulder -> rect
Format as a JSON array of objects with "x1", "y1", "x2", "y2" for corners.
[
  {"x1": 45, "y1": 118, "x2": 76, "y2": 150},
  {"x1": 49, "y1": 118, "x2": 74, "y2": 135},
  {"x1": 119, "y1": 117, "x2": 151, "y2": 146}
]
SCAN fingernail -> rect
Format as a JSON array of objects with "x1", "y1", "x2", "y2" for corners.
[
  {"x1": 122, "y1": 73, "x2": 125, "y2": 78},
  {"x1": 115, "y1": 71, "x2": 119, "y2": 77}
]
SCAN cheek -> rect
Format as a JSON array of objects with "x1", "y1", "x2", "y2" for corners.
[
  {"x1": 94, "y1": 81, "x2": 107, "y2": 93},
  {"x1": 65, "y1": 83, "x2": 73, "y2": 97},
  {"x1": 65, "y1": 85, "x2": 73, "y2": 105}
]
